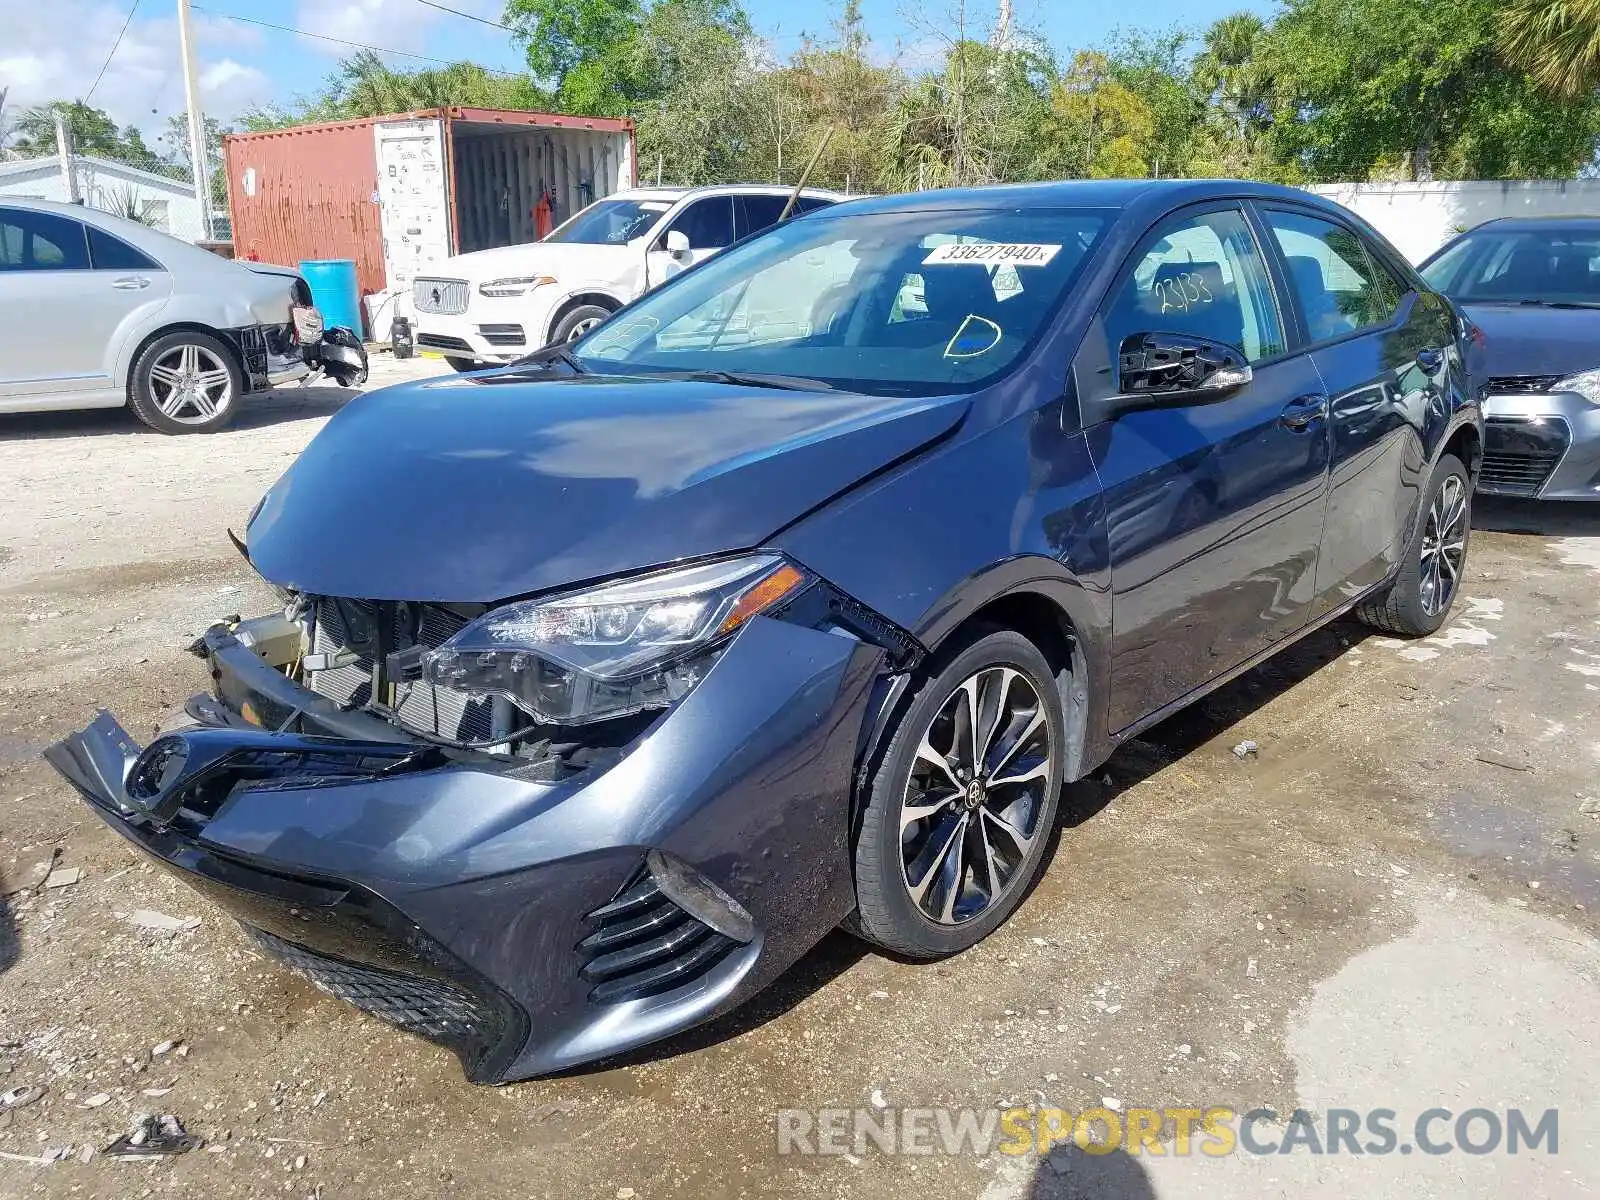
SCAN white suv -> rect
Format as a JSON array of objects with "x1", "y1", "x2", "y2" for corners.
[{"x1": 410, "y1": 184, "x2": 843, "y2": 369}]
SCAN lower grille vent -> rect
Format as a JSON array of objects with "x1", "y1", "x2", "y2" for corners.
[
  {"x1": 247, "y1": 926, "x2": 496, "y2": 1059},
  {"x1": 579, "y1": 874, "x2": 738, "y2": 1005}
]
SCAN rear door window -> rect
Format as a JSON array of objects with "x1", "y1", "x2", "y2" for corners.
[
  {"x1": 0, "y1": 208, "x2": 90, "y2": 270},
  {"x1": 1262, "y1": 209, "x2": 1406, "y2": 342},
  {"x1": 736, "y1": 194, "x2": 790, "y2": 239},
  {"x1": 87, "y1": 226, "x2": 161, "y2": 270}
]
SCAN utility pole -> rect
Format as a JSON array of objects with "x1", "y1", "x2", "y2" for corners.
[
  {"x1": 54, "y1": 110, "x2": 80, "y2": 203},
  {"x1": 177, "y1": 0, "x2": 213, "y2": 238}
]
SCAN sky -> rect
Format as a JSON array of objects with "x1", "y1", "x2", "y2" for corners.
[{"x1": 1, "y1": 0, "x2": 1277, "y2": 149}]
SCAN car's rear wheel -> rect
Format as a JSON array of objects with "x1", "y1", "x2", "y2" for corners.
[
  {"x1": 550, "y1": 303, "x2": 614, "y2": 344},
  {"x1": 127, "y1": 331, "x2": 242, "y2": 434},
  {"x1": 1356, "y1": 453, "x2": 1471, "y2": 637},
  {"x1": 850, "y1": 628, "x2": 1064, "y2": 959}
]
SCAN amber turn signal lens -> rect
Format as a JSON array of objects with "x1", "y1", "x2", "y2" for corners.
[{"x1": 717, "y1": 564, "x2": 807, "y2": 635}]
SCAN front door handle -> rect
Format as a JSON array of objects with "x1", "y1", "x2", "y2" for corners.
[
  {"x1": 1415, "y1": 347, "x2": 1445, "y2": 372},
  {"x1": 112, "y1": 276, "x2": 150, "y2": 290},
  {"x1": 1280, "y1": 393, "x2": 1329, "y2": 431}
]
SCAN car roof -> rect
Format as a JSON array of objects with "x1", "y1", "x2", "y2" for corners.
[
  {"x1": 1470, "y1": 214, "x2": 1600, "y2": 232},
  {"x1": 833, "y1": 178, "x2": 1329, "y2": 215},
  {"x1": 0, "y1": 195, "x2": 241, "y2": 272}
]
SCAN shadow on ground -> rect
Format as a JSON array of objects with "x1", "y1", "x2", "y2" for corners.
[
  {"x1": 1473, "y1": 495, "x2": 1600, "y2": 536},
  {"x1": 1031, "y1": 1144, "x2": 1158, "y2": 1199},
  {"x1": 0, "y1": 384, "x2": 360, "y2": 442}
]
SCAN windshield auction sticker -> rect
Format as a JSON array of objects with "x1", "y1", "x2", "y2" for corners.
[{"x1": 923, "y1": 243, "x2": 1062, "y2": 267}]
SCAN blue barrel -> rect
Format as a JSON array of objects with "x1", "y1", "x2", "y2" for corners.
[{"x1": 298, "y1": 259, "x2": 362, "y2": 337}]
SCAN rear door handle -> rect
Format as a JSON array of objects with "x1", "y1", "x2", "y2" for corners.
[
  {"x1": 112, "y1": 276, "x2": 150, "y2": 290},
  {"x1": 1415, "y1": 347, "x2": 1445, "y2": 372},
  {"x1": 1280, "y1": 394, "x2": 1329, "y2": 431}
]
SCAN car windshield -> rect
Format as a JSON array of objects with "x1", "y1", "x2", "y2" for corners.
[
  {"x1": 545, "y1": 198, "x2": 674, "y2": 245},
  {"x1": 1421, "y1": 227, "x2": 1600, "y2": 306},
  {"x1": 570, "y1": 207, "x2": 1111, "y2": 396}
]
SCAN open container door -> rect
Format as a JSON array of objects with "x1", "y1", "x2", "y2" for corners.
[
  {"x1": 374, "y1": 116, "x2": 454, "y2": 295},
  {"x1": 444, "y1": 110, "x2": 636, "y2": 256}
]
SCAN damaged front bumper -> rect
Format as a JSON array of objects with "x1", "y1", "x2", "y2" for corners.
[{"x1": 46, "y1": 614, "x2": 880, "y2": 1082}]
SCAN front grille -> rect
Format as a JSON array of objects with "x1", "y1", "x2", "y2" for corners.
[
  {"x1": 578, "y1": 873, "x2": 738, "y2": 1005},
  {"x1": 1480, "y1": 450, "x2": 1563, "y2": 496},
  {"x1": 309, "y1": 598, "x2": 492, "y2": 743},
  {"x1": 412, "y1": 278, "x2": 469, "y2": 315},
  {"x1": 1488, "y1": 374, "x2": 1562, "y2": 393},
  {"x1": 246, "y1": 926, "x2": 496, "y2": 1063},
  {"x1": 416, "y1": 333, "x2": 474, "y2": 353},
  {"x1": 478, "y1": 323, "x2": 526, "y2": 347}
]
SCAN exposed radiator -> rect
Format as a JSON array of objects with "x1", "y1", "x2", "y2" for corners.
[{"x1": 308, "y1": 598, "x2": 493, "y2": 743}]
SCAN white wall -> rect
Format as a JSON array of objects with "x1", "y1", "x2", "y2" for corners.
[
  {"x1": 0, "y1": 158, "x2": 206, "y2": 243},
  {"x1": 1307, "y1": 180, "x2": 1600, "y2": 264}
]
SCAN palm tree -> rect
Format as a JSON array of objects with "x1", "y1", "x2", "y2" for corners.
[
  {"x1": 1194, "y1": 12, "x2": 1268, "y2": 137},
  {"x1": 1500, "y1": 0, "x2": 1600, "y2": 98}
]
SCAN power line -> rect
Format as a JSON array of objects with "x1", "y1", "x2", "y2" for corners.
[
  {"x1": 85, "y1": 0, "x2": 142, "y2": 103},
  {"x1": 190, "y1": 6, "x2": 523, "y2": 76},
  {"x1": 414, "y1": 0, "x2": 516, "y2": 34}
]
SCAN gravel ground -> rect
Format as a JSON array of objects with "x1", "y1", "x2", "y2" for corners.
[{"x1": 1, "y1": 362, "x2": 1597, "y2": 1198}]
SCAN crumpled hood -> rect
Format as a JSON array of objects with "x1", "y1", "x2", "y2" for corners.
[
  {"x1": 246, "y1": 371, "x2": 968, "y2": 602},
  {"x1": 1463, "y1": 303, "x2": 1600, "y2": 378}
]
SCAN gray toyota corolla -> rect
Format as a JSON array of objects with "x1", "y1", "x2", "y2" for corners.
[{"x1": 48, "y1": 180, "x2": 1482, "y2": 1083}]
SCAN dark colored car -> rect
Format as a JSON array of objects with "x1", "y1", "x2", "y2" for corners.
[
  {"x1": 48, "y1": 180, "x2": 1483, "y2": 1083},
  {"x1": 1419, "y1": 215, "x2": 1600, "y2": 500}
]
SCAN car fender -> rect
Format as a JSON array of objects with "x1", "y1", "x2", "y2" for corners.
[
  {"x1": 539, "y1": 281, "x2": 633, "y2": 341},
  {"x1": 774, "y1": 405, "x2": 1116, "y2": 782},
  {"x1": 112, "y1": 277, "x2": 294, "y2": 385}
]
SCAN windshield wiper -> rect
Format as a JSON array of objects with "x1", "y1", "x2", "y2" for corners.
[
  {"x1": 1504, "y1": 299, "x2": 1600, "y2": 310},
  {"x1": 514, "y1": 344, "x2": 589, "y2": 374},
  {"x1": 677, "y1": 368, "x2": 835, "y2": 392}
]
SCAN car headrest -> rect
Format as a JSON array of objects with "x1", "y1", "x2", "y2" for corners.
[{"x1": 1286, "y1": 254, "x2": 1328, "y2": 300}]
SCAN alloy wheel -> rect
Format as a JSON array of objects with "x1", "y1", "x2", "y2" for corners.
[
  {"x1": 1419, "y1": 473, "x2": 1468, "y2": 616},
  {"x1": 566, "y1": 317, "x2": 603, "y2": 341},
  {"x1": 899, "y1": 666, "x2": 1053, "y2": 926},
  {"x1": 148, "y1": 344, "x2": 233, "y2": 424}
]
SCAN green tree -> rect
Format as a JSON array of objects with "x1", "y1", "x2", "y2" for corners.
[
  {"x1": 502, "y1": 0, "x2": 646, "y2": 96},
  {"x1": 1051, "y1": 51, "x2": 1157, "y2": 178},
  {"x1": 1500, "y1": 0, "x2": 1600, "y2": 99},
  {"x1": 1103, "y1": 28, "x2": 1205, "y2": 177},
  {"x1": 1262, "y1": 0, "x2": 1600, "y2": 181},
  {"x1": 12, "y1": 101, "x2": 150, "y2": 162}
]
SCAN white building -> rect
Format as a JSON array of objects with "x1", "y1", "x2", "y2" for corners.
[
  {"x1": 1308, "y1": 180, "x2": 1600, "y2": 264},
  {"x1": 0, "y1": 154, "x2": 208, "y2": 243}
]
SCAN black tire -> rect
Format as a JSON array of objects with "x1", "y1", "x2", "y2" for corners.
[
  {"x1": 549, "y1": 303, "x2": 614, "y2": 344},
  {"x1": 445, "y1": 356, "x2": 480, "y2": 373},
  {"x1": 127, "y1": 330, "x2": 243, "y2": 434},
  {"x1": 1356, "y1": 453, "x2": 1472, "y2": 637},
  {"x1": 851, "y1": 627, "x2": 1065, "y2": 960}
]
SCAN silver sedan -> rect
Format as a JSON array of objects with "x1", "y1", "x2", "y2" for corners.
[{"x1": 0, "y1": 198, "x2": 334, "y2": 433}]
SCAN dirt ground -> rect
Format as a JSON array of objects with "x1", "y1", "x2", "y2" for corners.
[{"x1": 1, "y1": 357, "x2": 1597, "y2": 1198}]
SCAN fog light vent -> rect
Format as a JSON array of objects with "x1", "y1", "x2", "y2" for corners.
[{"x1": 577, "y1": 864, "x2": 746, "y2": 1005}]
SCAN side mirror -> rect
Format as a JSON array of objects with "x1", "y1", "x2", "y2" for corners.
[
  {"x1": 664, "y1": 230, "x2": 691, "y2": 259},
  {"x1": 1115, "y1": 332, "x2": 1252, "y2": 408}
]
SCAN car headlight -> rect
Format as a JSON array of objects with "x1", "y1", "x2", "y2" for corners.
[
  {"x1": 1552, "y1": 368, "x2": 1600, "y2": 405},
  {"x1": 478, "y1": 275, "x2": 556, "y2": 298},
  {"x1": 421, "y1": 555, "x2": 811, "y2": 726}
]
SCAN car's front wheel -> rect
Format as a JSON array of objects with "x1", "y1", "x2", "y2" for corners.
[
  {"x1": 127, "y1": 331, "x2": 242, "y2": 434},
  {"x1": 851, "y1": 628, "x2": 1064, "y2": 959},
  {"x1": 550, "y1": 303, "x2": 614, "y2": 344},
  {"x1": 1357, "y1": 452, "x2": 1472, "y2": 637}
]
